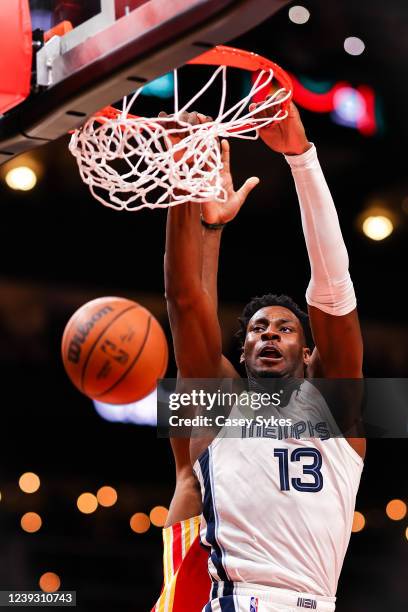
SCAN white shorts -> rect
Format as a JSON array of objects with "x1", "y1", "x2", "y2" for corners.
[{"x1": 203, "y1": 582, "x2": 336, "y2": 612}]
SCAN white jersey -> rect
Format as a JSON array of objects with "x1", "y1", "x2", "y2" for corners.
[{"x1": 193, "y1": 381, "x2": 363, "y2": 598}]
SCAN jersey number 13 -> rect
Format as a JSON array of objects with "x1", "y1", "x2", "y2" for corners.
[{"x1": 274, "y1": 448, "x2": 323, "y2": 492}]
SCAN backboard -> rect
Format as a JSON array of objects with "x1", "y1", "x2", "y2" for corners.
[{"x1": 0, "y1": 0, "x2": 290, "y2": 164}]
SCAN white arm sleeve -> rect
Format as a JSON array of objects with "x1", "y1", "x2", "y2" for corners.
[{"x1": 285, "y1": 144, "x2": 356, "y2": 316}]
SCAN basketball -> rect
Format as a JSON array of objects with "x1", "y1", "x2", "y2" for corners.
[{"x1": 61, "y1": 297, "x2": 168, "y2": 404}]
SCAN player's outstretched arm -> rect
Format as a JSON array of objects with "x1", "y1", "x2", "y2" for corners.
[
  {"x1": 201, "y1": 139, "x2": 260, "y2": 378},
  {"x1": 164, "y1": 197, "x2": 214, "y2": 526},
  {"x1": 164, "y1": 219, "x2": 234, "y2": 526},
  {"x1": 165, "y1": 133, "x2": 259, "y2": 379},
  {"x1": 252, "y1": 101, "x2": 363, "y2": 378},
  {"x1": 165, "y1": 137, "x2": 258, "y2": 524},
  {"x1": 165, "y1": 200, "x2": 222, "y2": 378}
]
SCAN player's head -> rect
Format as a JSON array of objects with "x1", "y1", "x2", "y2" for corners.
[{"x1": 237, "y1": 294, "x2": 313, "y2": 378}]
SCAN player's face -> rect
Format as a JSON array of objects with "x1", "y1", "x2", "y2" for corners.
[{"x1": 242, "y1": 306, "x2": 310, "y2": 378}]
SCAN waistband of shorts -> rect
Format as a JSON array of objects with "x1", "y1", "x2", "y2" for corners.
[{"x1": 211, "y1": 582, "x2": 336, "y2": 611}]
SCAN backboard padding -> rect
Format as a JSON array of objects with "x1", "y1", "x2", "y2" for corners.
[{"x1": 0, "y1": 0, "x2": 290, "y2": 163}]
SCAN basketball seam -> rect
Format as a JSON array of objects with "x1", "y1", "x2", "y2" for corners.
[
  {"x1": 80, "y1": 305, "x2": 139, "y2": 392},
  {"x1": 93, "y1": 315, "x2": 152, "y2": 400}
]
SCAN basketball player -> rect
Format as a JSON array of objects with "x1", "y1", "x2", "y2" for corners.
[
  {"x1": 152, "y1": 120, "x2": 257, "y2": 611},
  {"x1": 158, "y1": 102, "x2": 365, "y2": 611}
]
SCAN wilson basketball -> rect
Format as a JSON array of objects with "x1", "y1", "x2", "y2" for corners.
[{"x1": 61, "y1": 297, "x2": 168, "y2": 404}]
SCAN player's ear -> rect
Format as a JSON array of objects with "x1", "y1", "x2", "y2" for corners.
[
  {"x1": 303, "y1": 347, "x2": 311, "y2": 365},
  {"x1": 239, "y1": 350, "x2": 245, "y2": 364}
]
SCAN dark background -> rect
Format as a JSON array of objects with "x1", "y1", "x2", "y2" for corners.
[{"x1": 0, "y1": 1, "x2": 407, "y2": 610}]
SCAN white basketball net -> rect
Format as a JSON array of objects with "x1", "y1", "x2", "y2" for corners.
[{"x1": 69, "y1": 65, "x2": 291, "y2": 211}]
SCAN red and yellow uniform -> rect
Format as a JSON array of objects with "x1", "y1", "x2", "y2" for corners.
[{"x1": 152, "y1": 516, "x2": 210, "y2": 611}]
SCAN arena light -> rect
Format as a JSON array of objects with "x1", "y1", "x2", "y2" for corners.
[
  {"x1": 19, "y1": 472, "x2": 40, "y2": 494},
  {"x1": 362, "y1": 215, "x2": 393, "y2": 241},
  {"x1": 332, "y1": 87, "x2": 366, "y2": 125},
  {"x1": 39, "y1": 573, "x2": 61, "y2": 593},
  {"x1": 21, "y1": 512, "x2": 42, "y2": 533},
  {"x1": 405, "y1": 527, "x2": 408, "y2": 541},
  {"x1": 77, "y1": 492, "x2": 98, "y2": 514},
  {"x1": 150, "y1": 506, "x2": 168, "y2": 527},
  {"x1": 93, "y1": 387, "x2": 158, "y2": 426},
  {"x1": 386, "y1": 499, "x2": 407, "y2": 521},
  {"x1": 332, "y1": 85, "x2": 377, "y2": 135},
  {"x1": 344, "y1": 37, "x2": 366, "y2": 56},
  {"x1": 130, "y1": 512, "x2": 150, "y2": 533},
  {"x1": 351, "y1": 511, "x2": 365, "y2": 532},
  {"x1": 97, "y1": 486, "x2": 118, "y2": 508},
  {"x1": 141, "y1": 73, "x2": 174, "y2": 98},
  {"x1": 5, "y1": 166, "x2": 37, "y2": 191},
  {"x1": 288, "y1": 6, "x2": 310, "y2": 24},
  {"x1": 286, "y1": 74, "x2": 378, "y2": 136}
]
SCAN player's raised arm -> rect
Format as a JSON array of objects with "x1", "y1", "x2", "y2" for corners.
[
  {"x1": 165, "y1": 200, "x2": 220, "y2": 378},
  {"x1": 252, "y1": 101, "x2": 363, "y2": 378},
  {"x1": 165, "y1": 135, "x2": 259, "y2": 379},
  {"x1": 201, "y1": 140, "x2": 260, "y2": 378}
]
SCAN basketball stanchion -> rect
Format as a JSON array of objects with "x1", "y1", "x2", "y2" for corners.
[
  {"x1": 69, "y1": 45, "x2": 292, "y2": 211},
  {"x1": 61, "y1": 297, "x2": 168, "y2": 404}
]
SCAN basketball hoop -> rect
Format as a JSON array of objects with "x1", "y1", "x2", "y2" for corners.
[{"x1": 69, "y1": 45, "x2": 292, "y2": 211}]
